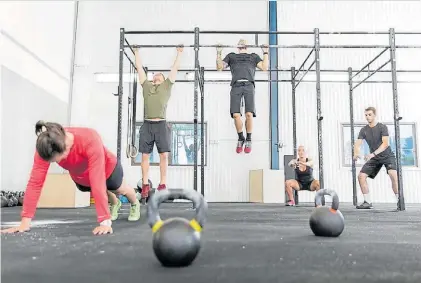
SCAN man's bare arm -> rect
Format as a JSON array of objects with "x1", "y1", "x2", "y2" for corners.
[
  {"x1": 134, "y1": 49, "x2": 147, "y2": 84},
  {"x1": 354, "y1": 139, "x2": 363, "y2": 158},
  {"x1": 373, "y1": 136, "x2": 389, "y2": 156},
  {"x1": 257, "y1": 45, "x2": 269, "y2": 71},
  {"x1": 257, "y1": 55, "x2": 269, "y2": 71},
  {"x1": 216, "y1": 45, "x2": 228, "y2": 71},
  {"x1": 288, "y1": 159, "x2": 297, "y2": 168},
  {"x1": 168, "y1": 46, "x2": 184, "y2": 83},
  {"x1": 305, "y1": 158, "x2": 314, "y2": 168}
]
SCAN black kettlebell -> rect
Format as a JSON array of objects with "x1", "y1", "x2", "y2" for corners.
[
  {"x1": 147, "y1": 188, "x2": 208, "y2": 267},
  {"x1": 1, "y1": 196, "x2": 8, "y2": 207},
  {"x1": 309, "y1": 189, "x2": 345, "y2": 237},
  {"x1": 7, "y1": 196, "x2": 15, "y2": 207},
  {"x1": 18, "y1": 192, "x2": 25, "y2": 206}
]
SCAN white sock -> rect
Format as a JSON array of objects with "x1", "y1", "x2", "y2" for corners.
[
  {"x1": 395, "y1": 194, "x2": 399, "y2": 201},
  {"x1": 363, "y1": 193, "x2": 371, "y2": 203}
]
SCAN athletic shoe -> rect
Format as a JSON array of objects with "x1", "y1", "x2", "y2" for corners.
[
  {"x1": 157, "y1": 184, "x2": 167, "y2": 191},
  {"x1": 110, "y1": 198, "x2": 122, "y2": 221},
  {"x1": 236, "y1": 140, "x2": 245, "y2": 153},
  {"x1": 244, "y1": 140, "x2": 252, "y2": 154},
  {"x1": 356, "y1": 201, "x2": 373, "y2": 209},
  {"x1": 286, "y1": 200, "x2": 295, "y2": 206},
  {"x1": 128, "y1": 200, "x2": 141, "y2": 221}
]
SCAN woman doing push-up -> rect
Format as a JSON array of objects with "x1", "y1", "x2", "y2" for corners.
[{"x1": 1, "y1": 121, "x2": 140, "y2": 236}]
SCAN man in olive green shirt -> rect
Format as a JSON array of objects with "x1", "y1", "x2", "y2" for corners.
[{"x1": 134, "y1": 46, "x2": 183, "y2": 201}]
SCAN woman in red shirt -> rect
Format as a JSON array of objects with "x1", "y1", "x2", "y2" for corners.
[{"x1": 1, "y1": 121, "x2": 140, "y2": 235}]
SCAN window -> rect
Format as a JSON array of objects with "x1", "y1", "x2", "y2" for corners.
[
  {"x1": 341, "y1": 123, "x2": 418, "y2": 167},
  {"x1": 132, "y1": 122, "x2": 208, "y2": 166}
]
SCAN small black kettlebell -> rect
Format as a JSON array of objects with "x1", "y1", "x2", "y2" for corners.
[{"x1": 309, "y1": 189, "x2": 345, "y2": 237}]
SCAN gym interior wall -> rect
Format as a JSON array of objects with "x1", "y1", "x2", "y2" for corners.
[
  {"x1": 71, "y1": 1, "x2": 270, "y2": 202},
  {"x1": 21, "y1": 0, "x2": 420, "y2": 203},
  {"x1": 276, "y1": 1, "x2": 421, "y2": 204},
  {"x1": 0, "y1": 2, "x2": 76, "y2": 192}
]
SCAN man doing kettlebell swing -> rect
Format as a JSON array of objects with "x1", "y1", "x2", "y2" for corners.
[{"x1": 354, "y1": 107, "x2": 400, "y2": 209}]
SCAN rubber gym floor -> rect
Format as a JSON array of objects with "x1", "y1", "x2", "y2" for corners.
[{"x1": 1, "y1": 202, "x2": 421, "y2": 283}]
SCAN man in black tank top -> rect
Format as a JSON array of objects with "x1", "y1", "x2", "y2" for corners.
[
  {"x1": 354, "y1": 107, "x2": 399, "y2": 209},
  {"x1": 216, "y1": 39, "x2": 269, "y2": 154},
  {"x1": 284, "y1": 146, "x2": 321, "y2": 206}
]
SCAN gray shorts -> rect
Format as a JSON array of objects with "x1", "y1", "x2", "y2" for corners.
[
  {"x1": 138, "y1": 120, "x2": 171, "y2": 154},
  {"x1": 230, "y1": 81, "x2": 256, "y2": 118}
]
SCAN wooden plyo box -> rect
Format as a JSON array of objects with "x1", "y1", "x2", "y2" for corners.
[
  {"x1": 37, "y1": 173, "x2": 90, "y2": 208},
  {"x1": 249, "y1": 169, "x2": 285, "y2": 203}
]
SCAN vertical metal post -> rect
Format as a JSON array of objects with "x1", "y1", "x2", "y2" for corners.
[
  {"x1": 314, "y1": 28, "x2": 324, "y2": 189},
  {"x1": 67, "y1": 0, "x2": 79, "y2": 125},
  {"x1": 348, "y1": 67, "x2": 358, "y2": 206},
  {"x1": 131, "y1": 70, "x2": 138, "y2": 147},
  {"x1": 200, "y1": 67, "x2": 205, "y2": 196},
  {"x1": 291, "y1": 67, "x2": 297, "y2": 158},
  {"x1": 291, "y1": 67, "x2": 298, "y2": 204},
  {"x1": 143, "y1": 67, "x2": 148, "y2": 124},
  {"x1": 193, "y1": 27, "x2": 200, "y2": 192},
  {"x1": 117, "y1": 28, "x2": 125, "y2": 162},
  {"x1": 269, "y1": 0, "x2": 280, "y2": 170},
  {"x1": 389, "y1": 28, "x2": 405, "y2": 211}
]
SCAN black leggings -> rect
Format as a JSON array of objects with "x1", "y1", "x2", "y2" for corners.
[{"x1": 75, "y1": 160, "x2": 124, "y2": 192}]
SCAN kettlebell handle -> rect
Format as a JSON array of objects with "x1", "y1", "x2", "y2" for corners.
[
  {"x1": 315, "y1": 189, "x2": 340, "y2": 210},
  {"x1": 147, "y1": 188, "x2": 208, "y2": 232}
]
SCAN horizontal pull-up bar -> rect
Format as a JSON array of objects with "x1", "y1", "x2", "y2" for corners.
[
  {"x1": 124, "y1": 30, "x2": 421, "y2": 35},
  {"x1": 125, "y1": 30, "x2": 195, "y2": 34},
  {"x1": 200, "y1": 30, "x2": 421, "y2": 35},
  {"x1": 171, "y1": 79, "x2": 417, "y2": 83},
  {"x1": 141, "y1": 68, "x2": 421, "y2": 73},
  {"x1": 126, "y1": 44, "x2": 421, "y2": 49}
]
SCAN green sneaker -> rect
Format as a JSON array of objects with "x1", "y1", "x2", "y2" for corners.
[
  {"x1": 128, "y1": 200, "x2": 141, "y2": 221},
  {"x1": 110, "y1": 198, "x2": 122, "y2": 221}
]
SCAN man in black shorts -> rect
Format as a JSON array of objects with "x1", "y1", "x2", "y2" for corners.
[
  {"x1": 216, "y1": 39, "x2": 269, "y2": 154},
  {"x1": 135, "y1": 46, "x2": 183, "y2": 201},
  {"x1": 354, "y1": 107, "x2": 399, "y2": 209}
]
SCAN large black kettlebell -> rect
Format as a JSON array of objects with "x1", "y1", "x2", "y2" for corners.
[
  {"x1": 147, "y1": 188, "x2": 208, "y2": 267},
  {"x1": 309, "y1": 189, "x2": 345, "y2": 237}
]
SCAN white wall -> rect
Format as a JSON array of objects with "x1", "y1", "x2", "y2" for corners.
[
  {"x1": 72, "y1": 1, "x2": 269, "y2": 201},
  {"x1": 0, "y1": 1, "x2": 76, "y2": 191},
  {"x1": 72, "y1": 0, "x2": 421, "y2": 203},
  {"x1": 0, "y1": 1, "x2": 75, "y2": 102},
  {"x1": 277, "y1": 1, "x2": 421, "y2": 203}
]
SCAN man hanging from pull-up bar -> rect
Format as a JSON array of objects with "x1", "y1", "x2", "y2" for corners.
[
  {"x1": 216, "y1": 39, "x2": 269, "y2": 154},
  {"x1": 134, "y1": 46, "x2": 183, "y2": 202}
]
